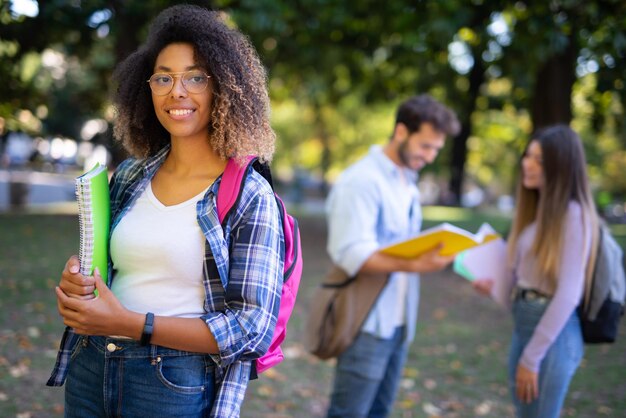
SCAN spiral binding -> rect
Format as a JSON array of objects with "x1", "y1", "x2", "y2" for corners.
[{"x1": 75, "y1": 178, "x2": 94, "y2": 277}]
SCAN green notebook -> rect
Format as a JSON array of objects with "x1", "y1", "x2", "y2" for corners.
[{"x1": 75, "y1": 163, "x2": 111, "y2": 285}]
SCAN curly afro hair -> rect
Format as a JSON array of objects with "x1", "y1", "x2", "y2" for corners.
[{"x1": 112, "y1": 5, "x2": 275, "y2": 163}]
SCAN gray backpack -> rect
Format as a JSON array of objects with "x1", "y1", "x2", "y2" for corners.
[{"x1": 579, "y1": 226, "x2": 626, "y2": 343}]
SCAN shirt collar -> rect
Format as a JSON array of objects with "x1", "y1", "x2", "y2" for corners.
[
  {"x1": 369, "y1": 145, "x2": 418, "y2": 183},
  {"x1": 142, "y1": 145, "x2": 171, "y2": 176}
]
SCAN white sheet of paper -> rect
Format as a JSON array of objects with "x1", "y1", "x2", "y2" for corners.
[{"x1": 454, "y1": 238, "x2": 511, "y2": 308}]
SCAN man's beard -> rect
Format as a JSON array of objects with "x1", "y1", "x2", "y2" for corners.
[{"x1": 397, "y1": 139, "x2": 422, "y2": 170}]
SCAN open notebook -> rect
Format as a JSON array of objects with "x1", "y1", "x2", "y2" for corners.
[
  {"x1": 75, "y1": 164, "x2": 110, "y2": 285},
  {"x1": 380, "y1": 222, "x2": 500, "y2": 258}
]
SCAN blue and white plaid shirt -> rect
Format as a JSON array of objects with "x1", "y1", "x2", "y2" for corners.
[{"x1": 47, "y1": 146, "x2": 284, "y2": 417}]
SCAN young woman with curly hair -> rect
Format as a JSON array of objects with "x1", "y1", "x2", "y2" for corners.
[
  {"x1": 473, "y1": 125, "x2": 599, "y2": 418},
  {"x1": 47, "y1": 5, "x2": 284, "y2": 417}
]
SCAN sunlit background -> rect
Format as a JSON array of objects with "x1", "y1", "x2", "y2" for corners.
[{"x1": 1, "y1": 0, "x2": 625, "y2": 218}]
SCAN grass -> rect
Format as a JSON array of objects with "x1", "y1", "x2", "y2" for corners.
[{"x1": 0, "y1": 210, "x2": 625, "y2": 417}]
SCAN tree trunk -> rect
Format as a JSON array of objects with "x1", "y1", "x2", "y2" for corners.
[
  {"x1": 315, "y1": 101, "x2": 331, "y2": 195},
  {"x1": 448, "y1": 51, "x2": 485, "y2": 206},
  {"x1": 531, "y1": 34, "x2": 578, "y2": 129}
]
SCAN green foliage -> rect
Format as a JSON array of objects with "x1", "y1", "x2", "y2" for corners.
[{"x1": 1, "y1": 0, "x2": 625, "y2": 200}]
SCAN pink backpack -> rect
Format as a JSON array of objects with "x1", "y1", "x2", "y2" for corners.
[{"x1": 217, "y1": 156, "x2": 303, "y2": 376}]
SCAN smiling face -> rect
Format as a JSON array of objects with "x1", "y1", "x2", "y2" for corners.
[
  {"x1": 521, "y1": 140, "x2": 545, "y2": 190},
  {"x1": 396, "y1": 122, "x2": 446, "y2": 171},
  {"x1": 151, "y1": 42, "x2": 213, "y2": 142}
]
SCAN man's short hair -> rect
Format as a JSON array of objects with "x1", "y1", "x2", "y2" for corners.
[{"x1": 395, "y1": 95, "x2": 460, "y2": 136}]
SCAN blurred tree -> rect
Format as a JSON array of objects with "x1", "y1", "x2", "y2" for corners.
[
  {"x1": 0, "y1": 0, "x2": 210, "y2": 165},
  {"x1": 221, "y1": 0, "x2": 625, "y2": 203},
  {"x1": 1, "y1": 0, "x2": 625, "y2": 202}
]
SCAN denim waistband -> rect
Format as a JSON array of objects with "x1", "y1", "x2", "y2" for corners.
[
  {"x1": 84, "y1": 335, "x2": 212, "y2": 360},
  {"x1": 514, "y1": 287, "x2": 551, "y2": 304}
]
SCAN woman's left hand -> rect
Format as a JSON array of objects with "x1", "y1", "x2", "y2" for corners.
[
  {"x1": 515, "y1": 363, "x2": 539, "y2": 403},
  {"x1": 55, "y1": 268, "x2": 131, "y2": 336}
]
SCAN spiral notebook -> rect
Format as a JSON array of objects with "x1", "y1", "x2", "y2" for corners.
[{"x1": 75, "y1": 163, "x2": 110, "y2": 284}]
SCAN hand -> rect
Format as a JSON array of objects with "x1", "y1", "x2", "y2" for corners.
[
  {"x1": 414, "y1": 245, "x2": 454, "y2": 273},
  {"x1": 472, "y1": 278, "x2": 494, "y2": 296},
  {"x1": 60, "y1": 255, "x2": 96, "y2": 300},
  {"x1": 56, "y1": 269, "x2": 129, "y2": 336},
  {"x1": 515, "y1": 363, "x2": 539, "y2": 404}
]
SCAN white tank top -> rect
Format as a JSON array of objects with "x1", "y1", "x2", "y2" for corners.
[{"x1": 110, "y1": 182, "x2": 208, "y2": 317}]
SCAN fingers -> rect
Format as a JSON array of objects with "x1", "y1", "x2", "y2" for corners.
[
  {"x1": 64, "y1": 255, "x2": 80, "y2": 274},
  {"x1": 56, "y1": 286, "x2": 82, "y2": 312},
  {"x1": 419, "y1": 247, "x2": 454, "y2": 272},
  {"x1": 93, "y1": 268, "x2": 108, "y2": 297},
  {"x1": 60, "y1": 256, "x2": 96, "y2": 298},
  {"x1": 56, "y1": 285, "x2": 95, "y2": 333},
  {"x1": 516, "y1": 382, "x2": 537, "y2": 404},
  {"x1": 471, "y1": 279, "x2": 493, "y2": 296},
  {"x1": 515, "y1": 365, "x2": 539, "y2": 404}
]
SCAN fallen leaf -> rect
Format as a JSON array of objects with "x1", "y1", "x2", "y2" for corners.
[
  {"x1": 400, "y1": 378, "x2": 415, "y2": 390},
  {"x1": 423, "y1": 378, "x2": 437, "y2": 390},
  {"x1": 422, "y1": 402, "x2": 442, "y2": 416},
  {"x1": 27, "y1": 326, "x2": 41, "y2": 338},
  {"x1": 262, "y1": 368, "x2": 287, "y2": 382},
  {"x1": 474, "y1": 400, "x2": 492, "y2": 416},
  {"x1": 256, "y1": 385, "x2": 275, "y2": 397},
  {"x1": 449, "y1": 360, "x2": 462, "y2": 370},
  {"x1": 432, "y1": 308, "x2": 447, "y2": 320}
]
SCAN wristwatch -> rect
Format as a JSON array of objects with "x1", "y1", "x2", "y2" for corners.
[{"x1": 140, "y1": 312, "x2": 154, "y2": 346}]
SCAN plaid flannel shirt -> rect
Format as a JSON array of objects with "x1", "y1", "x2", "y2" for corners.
[{"x1": 47, "y1": 146, "x2": 284, "y2": 417}]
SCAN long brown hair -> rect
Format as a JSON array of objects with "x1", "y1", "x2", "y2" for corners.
[{"x1": 508, "y1": 125, "x2": 598, "y2": 291}]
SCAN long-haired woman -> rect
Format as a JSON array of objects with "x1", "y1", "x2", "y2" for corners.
[{"x1": 473, "y1": 124, "x2": 598, "y2": 418}]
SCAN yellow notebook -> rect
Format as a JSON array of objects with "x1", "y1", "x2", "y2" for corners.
[
  {"x1": 75, "y1": 164, "x2": 110, "y2": 284},
  {"x1": 380, "y1": 222, "x2": 500, "y2": 258}
]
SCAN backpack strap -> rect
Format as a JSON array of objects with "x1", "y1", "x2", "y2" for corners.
[
  {"x1": 217, "y1": 156, "x2": 256, "y2": 224},
  {"x1": 215, "y1": 155, "x2": 268, "y2": 381}
]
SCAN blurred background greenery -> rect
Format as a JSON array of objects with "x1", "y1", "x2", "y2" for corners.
[
  {"x1": 1, "y1": 2, "x2": 626, "y2": 417},
  {"x1": 1, "y1": 0, "x2": 625, "y2": 215}
]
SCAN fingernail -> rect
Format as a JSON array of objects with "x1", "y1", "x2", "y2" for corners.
[
  {"x1": 94, "y1": 267, "x2": 100, "y2": 277},
  {"x1": 70, "y1": 265, "x2": 79, "y2": 274}
]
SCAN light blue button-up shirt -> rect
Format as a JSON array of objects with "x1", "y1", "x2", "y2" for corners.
[{"x1": 326, "y1": 145, "x2": 422, "y2": 342}]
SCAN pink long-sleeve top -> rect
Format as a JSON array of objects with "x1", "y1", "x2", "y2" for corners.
[{"x1": 511, "y1": 201, "x2": 592, "y2": 372}]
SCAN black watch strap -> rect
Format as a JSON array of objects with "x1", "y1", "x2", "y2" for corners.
[{"x1": 140, "y1": 312, "x2": 154, "y2": 346}]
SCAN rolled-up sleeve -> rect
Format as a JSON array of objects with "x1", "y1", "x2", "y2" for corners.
[{"x1": 202, "y1": 187, "x2": 284, "y2": 366}]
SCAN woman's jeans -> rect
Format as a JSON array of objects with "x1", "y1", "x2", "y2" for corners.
[
  {"x1": 65, "y1": 336, "x2": 216, "y2": 418},
  {"x1": 327, "y1": 326, "x2": 408, "y2": 418},
  {"x1": 509, "y1": 297, "x2": 584, "y2": 418}
]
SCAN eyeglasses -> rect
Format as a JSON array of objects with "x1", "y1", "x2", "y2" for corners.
[{"x1": 146, "y1": 70, "x2": 211, "y2": 96}]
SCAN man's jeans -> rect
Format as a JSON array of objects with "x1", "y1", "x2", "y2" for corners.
[
  {"x1": 327, "y1": 326, "x2": 408, "y2": 418},
  {"x1": 509, "y1": 297, "x2": 584, "y2": 418},
  {"x1": 65, "y1": 336, "x2": 216, "y2": 417}
]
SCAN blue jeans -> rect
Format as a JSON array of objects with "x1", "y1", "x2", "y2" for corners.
[
  {"x1": 65, "y1": 336, "x2": 216, "y2": 417},
  {"x1": 508, "y1": 298, "x2": 584, "y2": 418},
  {"x1": 327, "y1": 327, "x2": 408, "y2": 418}
]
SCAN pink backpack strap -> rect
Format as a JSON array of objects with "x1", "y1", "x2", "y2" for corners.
[{"x1": 217, "y1": 156, "x2": 256, "y2": 223}]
